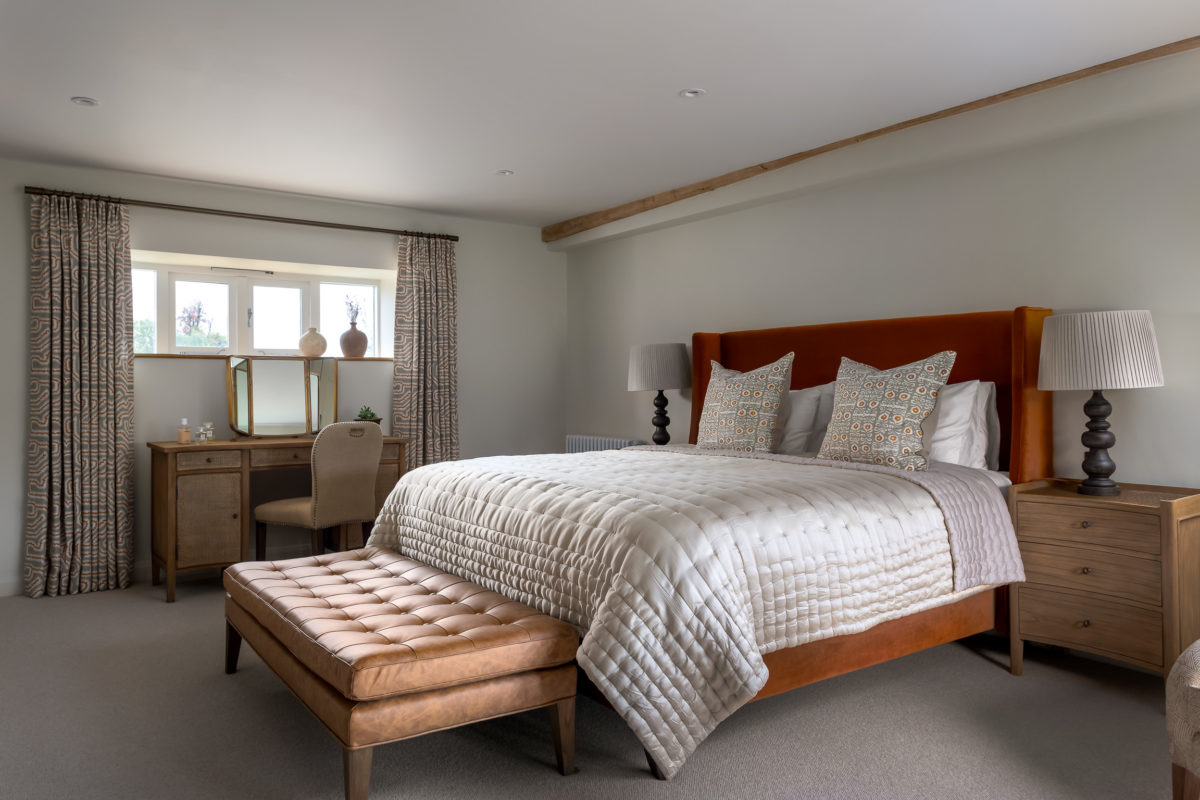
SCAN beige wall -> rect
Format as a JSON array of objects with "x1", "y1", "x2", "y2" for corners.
[
  {"x1": 565, "y1": 101, "x2": 1200, "y2": 489},
  {"x1": 1, "y1": 158, "x2": 566, "y2": 595}
]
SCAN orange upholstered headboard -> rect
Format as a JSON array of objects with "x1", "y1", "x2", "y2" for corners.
[{"x1": 689, "y1": 307, "x2": 1054, "y2": 484}]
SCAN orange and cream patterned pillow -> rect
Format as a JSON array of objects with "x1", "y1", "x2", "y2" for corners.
[
  {"x1": 818, "y1": 351, "x2": 956, "y2": 471},
  {"x1": 697, "y1": 353, "x2": 794, "y2": 453}
]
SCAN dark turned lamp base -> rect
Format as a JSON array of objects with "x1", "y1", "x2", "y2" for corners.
[
  {"x1": 1078, "y1": 389, "x2": 1120, "y2": 496},
  {"x1": 650, "y1": 389, "x2": 671, "y2": 446}
]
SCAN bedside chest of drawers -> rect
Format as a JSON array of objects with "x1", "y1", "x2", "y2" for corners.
[{"x1": 1009, "y1": 478, "x2": 1200, "y2": 675}]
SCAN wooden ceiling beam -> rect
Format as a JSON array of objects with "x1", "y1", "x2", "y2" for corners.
[{"x1": 541, "y1": 34, "x2": 1200, "y2": 244}]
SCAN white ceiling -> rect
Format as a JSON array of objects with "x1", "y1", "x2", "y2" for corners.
[{"x1": 2, "y1": 1, "x2": 1198, "y2": 228}]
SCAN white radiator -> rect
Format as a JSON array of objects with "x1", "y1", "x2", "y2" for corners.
[{"x1": 565, "y1": 434, "x2": 645, "y2": 453}]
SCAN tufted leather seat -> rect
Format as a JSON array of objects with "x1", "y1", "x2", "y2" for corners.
[
  {"x1": 225, "y1": 547, "x2": 578, "y2": 700},
  {"x1": 224, "y1": 547, "x2": 579, "y2": 800}
]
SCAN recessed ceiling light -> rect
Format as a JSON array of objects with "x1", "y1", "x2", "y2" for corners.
[
  {"x1": 495, "y1": 169, "x2": 515, "y2": 176},
  {"x1": 678, "y1": 88, "x2": 707, "y2": 99},
  {"x1": 70, "y1": 96, "x2": 99, "y2": 107}
]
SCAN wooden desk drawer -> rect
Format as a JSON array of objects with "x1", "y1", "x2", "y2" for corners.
[
  {"x1": 1017, "y1": 503, "x2": 1160, "y2": 554},
  {"x1": 381, "y1": 444, "x2": 402, "y2": 461},
  {"x1": 1019, "y1": 541, "x2": 1160, "y2": 605},
  {"x1": 177, "y1": 450, "x2": 242, "y2": 471},
  {"x1": 250, "y1": 447, "x2": 311, "y2": 467},
  {"x1": 1018, "y1": 586, "x2": 1162, "y2": 667}
]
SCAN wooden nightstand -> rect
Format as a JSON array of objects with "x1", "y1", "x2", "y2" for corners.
[{"x1": 1008, "y1": 478, "x2": 1200, "y2": 675}]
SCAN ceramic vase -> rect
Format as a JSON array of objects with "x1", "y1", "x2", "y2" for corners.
[
  {"x1": 340, "y1": 322, "x2": 368, "y2": 358},
  {"x1": 299, "y1": 327, "x2": 327, "y2": 357}
]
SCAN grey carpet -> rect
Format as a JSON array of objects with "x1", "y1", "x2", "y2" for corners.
[{"x1": 0, "y1": 576, "x2": 1169, "y2": 799}]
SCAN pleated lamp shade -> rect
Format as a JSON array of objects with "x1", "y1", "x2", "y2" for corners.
[
  {"x1": 628, "y1": 343, "x2": 691, "y2": 391},
  {"x1": 1038, "y1": 310, "x2": 1164, "y2": 391}
]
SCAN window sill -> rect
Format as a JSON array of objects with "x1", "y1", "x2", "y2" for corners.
[{"x1": 134, "y1": 354, "x2": 392, "y2": 361}]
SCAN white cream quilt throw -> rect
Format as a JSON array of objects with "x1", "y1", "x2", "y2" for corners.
[{"x1": 368, "y1": 445, "x2": 1023, "y2": 778}]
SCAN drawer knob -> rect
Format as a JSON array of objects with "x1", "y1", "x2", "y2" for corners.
[
  {"x1": 1080, "y1": 619, "x2": 1092, "y2": 628},
  {"x1": 232, "y1": 513, "x2": 238, "y2": 519},
  {"x1": 206, "y1": 457, "x2": 213, "y2": 463},
  {"x1": 1081, "y1": 520, "x2": 1092, "y2": 529},
  {"x1": 292, "y1": 453, "x2": 299, "y2": 459},
  {"x1": 1081, "y1": 567, "x2": 1092, "y2": 575}
]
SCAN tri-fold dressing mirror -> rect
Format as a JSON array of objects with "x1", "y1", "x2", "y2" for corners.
[{"x1": 227, "y1": 356, "x2": 338, "y2": 436}]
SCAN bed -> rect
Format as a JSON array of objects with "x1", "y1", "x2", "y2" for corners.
[{"x1": 369, "y1": 306, "x2": 1053, "y2": 778}]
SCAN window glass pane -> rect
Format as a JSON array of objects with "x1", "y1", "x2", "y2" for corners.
[
  {"x1": 252, "y1": 285, "x2": 303, "y2": 351},
  {"x1": 174, "y1": 280, "x2": 229, "y2": 349},
  {"x1": 132, "y1": 268, "x2": 156, "y2": 353},
  {"x1": 320, "y1": 283, "x2": 377, "y2": 357}
]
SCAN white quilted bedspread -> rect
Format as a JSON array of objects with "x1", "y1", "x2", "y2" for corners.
[{"x1": 368, "y1": 446, "x2": 1023, "y2": 778}]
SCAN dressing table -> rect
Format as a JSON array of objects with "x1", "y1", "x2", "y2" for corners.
[
  {"x1": 147, "y1": 354, "x2": 406, "y2": 601},
  {"x1": 148, "y1": 435, "x2": 407, "y2": 602}
]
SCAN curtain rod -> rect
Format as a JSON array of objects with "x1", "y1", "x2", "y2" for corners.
[{"x1": 23, "y1": 186, "x2": 460, "y2": 242}]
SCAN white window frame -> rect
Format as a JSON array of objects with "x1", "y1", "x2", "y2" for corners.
[
  {"x1": 166, "y1": 273, "x2": 235, "y2": 355},
  {"x1": 133, "y1": 260, "x2": 385, "y2": 357},
  {"x1": 131, "y1": 267, "x2": 160, "y2": 355},
  {"x1": 242, "y1": 278, "x2": 311, "y2": 356},
  {"x1": 316, "y1": 279, "x2": 383, "y2": 358}
]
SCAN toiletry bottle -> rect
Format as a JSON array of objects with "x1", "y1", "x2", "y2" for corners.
[{"x1": 177, "y1": 418, "x2": 192, "y2": 444}]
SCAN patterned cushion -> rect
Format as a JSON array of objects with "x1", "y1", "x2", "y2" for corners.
[
  {"x1": 818, "y1": 351, "x2": 956, "y2": 471},
  {"x1": 697, "y1": 353, "x2": 794, "y2": 452}
]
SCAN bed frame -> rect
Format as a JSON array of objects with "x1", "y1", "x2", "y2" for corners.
[{"x1": 688, "y1": 307, "x2": 1054, "y2": 703}]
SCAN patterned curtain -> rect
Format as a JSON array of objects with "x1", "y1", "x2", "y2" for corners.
[
  {"x1": 392, "y1": 235, "x2": 458, "y2": 468},
  {"x1": 25, "y1": 195, "x2": 135, "y2": 597}
]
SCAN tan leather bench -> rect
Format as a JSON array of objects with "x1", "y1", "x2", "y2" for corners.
[{"x1": 224, "y1": 547, "x2": 579, "y2": 800}]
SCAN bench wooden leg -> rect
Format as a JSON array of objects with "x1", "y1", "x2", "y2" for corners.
[
  {"x1": 225, "y1": 622, "x2": 242, "y2": 675},
  {"x1": 1175, "y1": 762, "x2": 1200, "y2": 800},
  {"x1": 255, "y1": 520, "x2": 268, "y2": 561},
  {"x1": 548, "y1": 698, "x2": 576, "y2": 775},
  {"x1": 344, "y1": 746, "x2": 372, "y2": 800}
]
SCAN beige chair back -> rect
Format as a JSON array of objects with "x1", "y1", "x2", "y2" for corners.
[{"x1": 310, "y1": 422, "x2": 384, "y2": 529}]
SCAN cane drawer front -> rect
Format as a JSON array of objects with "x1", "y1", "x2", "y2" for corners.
[
  {"x1": 177, "y1": 450, "x2": 242, "y2": 471},
  {"x1": 1018, "y1": 541, "x2": 1161, "y2": 606},
  {"x1": 381, "y1": 444, "x2": 402, "y2": 461},
  {"x1": 1017, "y1": 586, "x2": 1163, "y2": 668},
  {"x1": 1017, "y1": 502, "x2": 1160, "y2": 555},
  {"x1": 250, "y1": 447, "x2": 311, "y2": 468}
]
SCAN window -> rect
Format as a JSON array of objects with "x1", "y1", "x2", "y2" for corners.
[
  {"x1": 320, "y1": 283, "x2": 377, "y2": 357},
  {"x1": 131, "y1": 268, "x2": 157, "y2": 354},
  {"x1": 131, "y1": 254, "x2": 388, "y2": 357},
  {"x1": 173, "y1": 279, "x2": 230, "y2": 351},
  {"x1": 251, "y1": 284, "x2": 304, "y2": 352}
]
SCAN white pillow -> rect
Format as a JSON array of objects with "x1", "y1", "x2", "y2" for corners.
[
  {"x1": 984, "y1": 382, "x2": 1001, "y2": 470},
  {"x1": 924, "y1": 380, "x2": 1000, "y2": 469},
  {"x1": 778, "y1": 381, "x2": 836, "y2": 455}
]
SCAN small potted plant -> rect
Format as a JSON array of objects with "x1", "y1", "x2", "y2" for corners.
[{"x1": 356, "y1": 405, "x2": 382, "y2": 425}]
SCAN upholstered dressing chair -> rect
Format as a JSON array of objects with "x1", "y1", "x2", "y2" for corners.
[{"x1": 254, "y1": 422, "x2": 384, "y2": 561}]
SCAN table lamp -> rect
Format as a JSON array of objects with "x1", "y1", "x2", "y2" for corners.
[
  {"x1": 628, "y1": 343, "x2": 691, "y2": 445},
  {"x1": 1038, "y1": 309, "x2": 1164, "y2": 496}
]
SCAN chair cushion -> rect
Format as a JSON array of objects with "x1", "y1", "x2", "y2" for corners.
[
  {"x1": 223, "y1": 547, "x2": 579, "y2": 702},
  {"x1": 255, "y1": 496, "x2": 316, "y2": 528}
]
